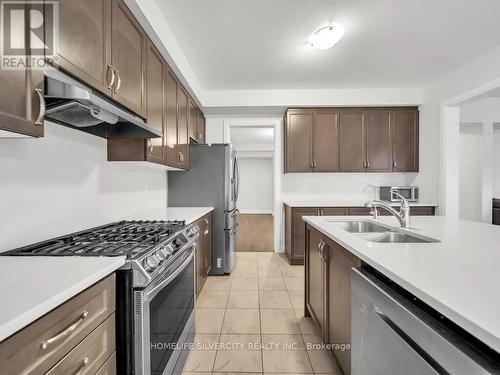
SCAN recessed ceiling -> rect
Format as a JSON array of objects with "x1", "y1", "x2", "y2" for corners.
[{"x1": 155, "y1": 0, "x2": 500, "y2": 90}]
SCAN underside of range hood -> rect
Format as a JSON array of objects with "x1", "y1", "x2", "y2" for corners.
[{"x1": 44, "y1": 68, "x2": 162, "y2": 139}]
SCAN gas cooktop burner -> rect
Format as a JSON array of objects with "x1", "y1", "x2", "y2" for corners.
[{"x1": 3, "y1": 220, "x2": 186, "y2": 259}]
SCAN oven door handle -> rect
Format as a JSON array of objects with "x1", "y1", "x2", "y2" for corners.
[{"x1": 143, "y1": 244, "x2": 196, "y2": 302}]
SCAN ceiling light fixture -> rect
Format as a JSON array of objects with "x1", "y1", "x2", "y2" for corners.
[{"x1": 309, "y1": 24, "x2": 345, "y2": 50}]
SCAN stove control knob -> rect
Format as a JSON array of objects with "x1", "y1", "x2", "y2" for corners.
[
  {"x1": 155, "y1": 246, "x2": 170, "y2": 261},
  {"x1": 143, "y1": 256, "x2": 159, "y2": 271},
  {"x1": 172, "y1": 238, "x2": 182, "y2": 248},
  {"x1": 188, "y1": 225, "x2": 199, "y2": 237}
]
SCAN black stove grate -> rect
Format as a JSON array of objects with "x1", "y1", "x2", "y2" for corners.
[{"x1": 2, "y1": 220, "x2": 186, "y2": 258}]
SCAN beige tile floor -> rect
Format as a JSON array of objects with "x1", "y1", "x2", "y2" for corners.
[{"x1": 178, "y1": 252, "x2": 338, "y2": 374}]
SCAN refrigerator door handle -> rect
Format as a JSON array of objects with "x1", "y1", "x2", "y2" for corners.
[
  {"x1": 231, "y1": 209, "x2": 240, "y2": 218},
  {"x1": 230, "y1": 223, "x2": 240, "y2": 234},
  {"x1": 234, "y1": 157, "x2": 240, "y2": 202}
]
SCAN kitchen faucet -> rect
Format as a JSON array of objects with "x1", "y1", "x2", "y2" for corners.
[{"x1": 365, "y1": 191, "x2": 411, "y2": 228}]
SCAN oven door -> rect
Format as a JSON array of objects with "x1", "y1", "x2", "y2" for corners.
[{"x1": 135, "y1": 245, "x2": 196, "y2": 375}]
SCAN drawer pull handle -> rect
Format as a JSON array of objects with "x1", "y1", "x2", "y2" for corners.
[
  {"x1": 41, "y1": 311, "x2": 88, "y2": 350},
  {"x1": 74, "y1": 357, "x2": 89, "y2": 375},
  {"x1": 204, "y1": 229, "x2": 209, "y2": 235}
]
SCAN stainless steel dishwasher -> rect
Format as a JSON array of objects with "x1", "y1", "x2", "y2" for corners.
[{"x1": 351, "y1": 268, "x2": 500, "y2": 375}]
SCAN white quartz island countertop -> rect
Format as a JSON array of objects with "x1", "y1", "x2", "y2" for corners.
[
  {"x1": 0, "y1": 256, "x2": 125, "y2": 342},
  {"x1": 125, "y1": 206, "x2": 214, "y2": 224},
  {"x1": 303, "y1": 215, "x2": 500, "y2": 353}
]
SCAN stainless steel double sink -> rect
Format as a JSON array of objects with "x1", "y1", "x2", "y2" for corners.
[{"x1": 328, "y1": 220, "x2": 439, "y2": 243}]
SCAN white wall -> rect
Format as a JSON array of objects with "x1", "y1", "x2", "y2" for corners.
[
  {"x1": 0, "y1": 122, "x2": 167, "y2": 252},
  {"x1": 237, "y1": 158, "x2": 274, "y2": 213},
  {"x1": 459, "y1": 125, "x2": 483, "y2": 221}
]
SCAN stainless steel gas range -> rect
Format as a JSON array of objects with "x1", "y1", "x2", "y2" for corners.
[{"x1": 3, "y1": 220, "x2": 199, "y2": 375}]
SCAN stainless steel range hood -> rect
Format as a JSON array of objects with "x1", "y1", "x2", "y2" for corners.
[{"x1": 44, "y1": 68, "x2": 161, "y2": 139}]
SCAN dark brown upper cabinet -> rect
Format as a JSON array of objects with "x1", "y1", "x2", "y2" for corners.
[
  {"x1": 0, "y1": 3, "x2": 45, "y2": 137},
  {"x1": 314, "y1": 111, "x2": 340, "y2": 172},
  {"x1": 285, "y1": 109, "x2": 314, "y2": 172},
  {"x1": 176, "y1": 86, "x2": 189, "y2": 169},
  {"x1": 365, "y1": 110, "x2": 392, "y2": 172},
  {"x1": 188, "y1": 100, "x2": 198, "y2": 142},
  {"x1": 165, "y1": 69, "x2": 179, "y2": 167},
  {"x1": 285, "y1": 107, "x2": 419, "y2": 173},
  {"x1": 107, "y1": 41, "x2": 164, "y2": 164},
  {"x1": 145, "y1": 41, "x2": 165, "y2": 163},
  {"x1": 339, "y1": 111, "x2": 365, "y2": 172},
  {"x1": 392, "y1": 109, "x2": 419, "y2": 172},
  {"x1": 197, "y1": 110, "x2": 206, "y2": 143},
  {"x1": 110, "y1": 0, "x2": 146, "y2": 118},
  {"x1": 52, "y1": 0, "x2": 112, "y2": 94}
]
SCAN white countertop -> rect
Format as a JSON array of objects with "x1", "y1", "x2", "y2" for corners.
[
  {"x1": 303, "y1": 215, "x2": 500, "y2": 353},
  {"x1": 0, "y1": 256, "x2": 125, "y2": 342},
  {"x1": 125, "y1": 206, "x2": 214, "y2": 224},
  {"x1": 284, "y1": 199, "x2": 437, "y2": 207}
]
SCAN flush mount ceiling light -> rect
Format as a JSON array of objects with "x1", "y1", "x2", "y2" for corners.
[{"x1": 309, "y1": 24, "x2": 345, "y2": 50}]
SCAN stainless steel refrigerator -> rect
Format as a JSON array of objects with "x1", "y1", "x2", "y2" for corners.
[{"x1": 168, "y1": 144, "x2": 240, "y2": 275}]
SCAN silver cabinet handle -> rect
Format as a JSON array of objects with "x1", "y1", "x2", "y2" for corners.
[
  {"x1": 148, "y1": 139, "x2": 154, "y2": 154},
  {"x1": 34, "y1": 88, "x2": 45, "y2": 125},
  {"x1": 114, "y1": 68, "x2": 122, "y2": 93},
  {"x1": 179, "y1": 151, "x2": 184, "y2": 163},
  {"x1": 204, "y1": 228, "x2": 209, "y2": 235},
  {"x1": 107, "y1": 64, "x2": 116, "y2": 89},
  {"x1": 366, "y1": 161, "x2": 370, "y2": 169},
  {"x1": 74, "y1": 357, "x2": 89, "y2": 375},
  {"x1": 393, "y1": 161, "x2": 397, "y2": 169},
  {"x1": 41, "y1": 311, "x2": 88, "y2": 350}
]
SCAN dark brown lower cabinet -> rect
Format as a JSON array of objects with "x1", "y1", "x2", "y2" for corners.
[
  {"x1": 195, "y1": 212, "x2": 212, "y2": 295},
  {"x1": 327, "y1": 239, "x2": 361, "y2": 375},
  {"x1": 305, "y1": 228, "x2": 327, "y2": 335},
  {"x1": 305, "y1": 225, "x2": 361, "y2": 375},
  {"x1": 285, "y1": 204, "x2": 436, "y2": 265}
]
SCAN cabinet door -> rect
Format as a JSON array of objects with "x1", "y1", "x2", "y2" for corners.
[
  {"x1": 177, "y1": 87, "x2": 189, "y2": 169},
  {"x1": 339, "y1": 111, "x2": 365, "y2": 172},
  {"x1": 195, "y1": 217, "x2": 205, "y2": 296},
  {"x1": 285, "y1": 110, "x2": 314, "y2": 172},
  {"x1": 111, "y1": 0, "x2": 146, "y2": 117},
  {"x1": 291, "y1": 208, "x2": 319, "y2": 264},
  {"x1": 54, "y1": 0, "x2": 111, "y2": 94},
  {"x1": 410, "y1": 206, "x2": 435, "y2": 216},
  {"x1": 145, "y1": 41, "x2": 164, "y2": 163},
  {"x1": 393, "y1": 109, "x2": 419, "y2": 172},
  {"x1": 0, "y1": 3, "x2": 44, "y2": 138},
  {"x1": 365, "y1": 111, "x2": 392, "y2": 172},
  {"x1": 306, "y1": 228, "x2": 326, "y2": 334},
  {"x1": 320, "y1": 208, "x2": 349, "y2": 216},
  {"x1": 203, "y1": 214, "x2": 212, "y2": 275},
  {"x1": 164, "y1": 70, "x2": 178, "y2": 166},
  {"x1": 197, "y1": 110, "x2": 206, "y2": 144},
  {"x1": 188, "y1": 100, "x2": 197, "y2": 142},
  {"x1": 314, "y1": 111, "x2": 340, "y2": 172},
  {"x1": 328, "y1": 242, "x2": 361, "y2": 375}
]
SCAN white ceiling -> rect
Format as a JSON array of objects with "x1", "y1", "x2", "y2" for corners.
[{"x1": 155, "y1": 0, "x2": 500, "y2": 90}]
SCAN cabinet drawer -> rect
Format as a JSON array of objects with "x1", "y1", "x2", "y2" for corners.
[
  {"x1": 46, "y1": 314, "x2": 115, "y2": 375},
  {"x1": 0, "y1": 274, "x2": 115, "y2": 375},
  {"x1": 96, "y1": 352, "x2": 117, "y2": 375}
]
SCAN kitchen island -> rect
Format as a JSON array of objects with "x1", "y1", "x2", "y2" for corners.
[{"x1": 303, "y1": 215, "x2": 500, "y2": 373}]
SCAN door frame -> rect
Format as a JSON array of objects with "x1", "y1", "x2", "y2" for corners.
[{"x1": 223, "y1": 119, "x2": 281, "y2": 252}]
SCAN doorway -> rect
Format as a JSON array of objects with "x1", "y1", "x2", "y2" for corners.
[{"x1": 225, "y1": 124, "x2": 276, "y2": 252}]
